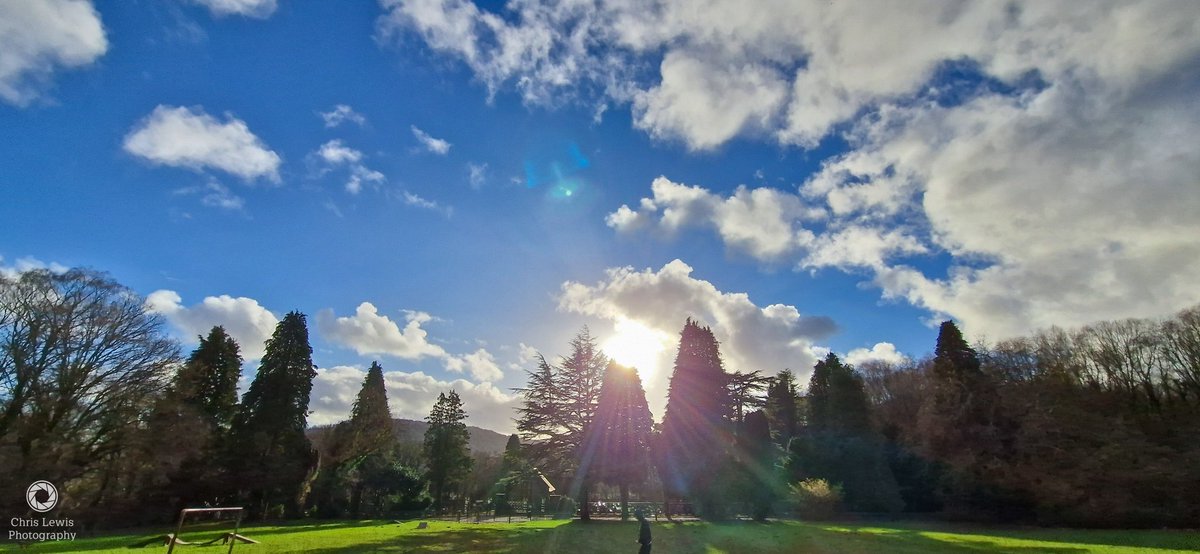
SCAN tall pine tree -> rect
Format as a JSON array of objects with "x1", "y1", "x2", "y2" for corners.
[
  {"x1": 659, "y1": 318, "x2": 733, "y2": 518},
  {"x1": 580, "y1": 361, "x2": 654, "y2": 520},
  {"x1": 920, "y1": 320, "x2": 1017, "y2": 517},
  {"x1": 227, "y1": 312, "x2": 318, "y2": 518},
  {"x1": 176, "y1": 326, "x2": 243, "y2": 431},
  {"x1": 765, "y1": 369, "x2": 801, "y2": 446},
  {"x1": 341, "y1": 361, "x2": 395, "y2": 460},
  {"x1": 424, "y1": 390, "x2": 472, "y2": 513},
  {"x1": 792, "y1": 353, "x2": 902, "y2": 512},
  {"x1": 159, "y1": 326, "x2": 243, "y2": 507},
  {"x1": 514, "y1": 327, "x2": 608, "y2": 519}
]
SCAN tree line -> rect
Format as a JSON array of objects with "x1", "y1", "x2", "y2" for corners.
[
  {"x1": 3, "y1": 266, "x2": 1198, "y2": 528},
  {"x1": 504, "y1": 315, "x2": 1200, "y2": 526}
]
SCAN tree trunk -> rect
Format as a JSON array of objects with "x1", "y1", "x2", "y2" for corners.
[
  {"x1": 580, "y1": 483, "x2": 591, "y2": 521},
  {"x1": 620, "y1": 483, "x2": 630, "y2": 520}
]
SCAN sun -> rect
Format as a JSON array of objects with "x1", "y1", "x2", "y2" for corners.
[{"x1": 601, "y1": 318, "x2": 670, "y2": 378}]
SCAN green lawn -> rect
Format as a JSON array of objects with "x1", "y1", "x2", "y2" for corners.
[{"x1": 7, "y1": 519, "x2": 1198, "y2": 553}]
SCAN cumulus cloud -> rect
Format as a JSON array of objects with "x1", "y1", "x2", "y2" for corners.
[
  {"x1": 411, "y1": 126, "x2": 451, "y2": 155},
  {"x1": 318, "y1": 104, "x2": 366, "y2": 128},
  {"x1": 124, "y1": 105, "x2": 282, "y2": 182},
  {"x1": 317, "y1": 302, "x2": 504, "y2": 383},
  {"x1": 191, "y1": 0, "x2": 277, "y2": 18},
  {"x1": 308, "y1": 365, "x2": 518, "y2": 432},
  {"x1": 844, "y1": 342, "x2": 908, "y2": 367},
  {"x1": 381, "y1": 0, "x2": 1200, "y2": 151},
  {"x1": 571, "y1": 1, "x2": 1200, "y2": 340},
  {"x1": 316, "y1": 302, "x2": 449, "y2": 360},
  {"x1": 559, "y1": 259, "x2": 837, "y2": 378},
  {"x1": 0, "y1": 256, "x2": 69, "y2": 279},
  {"x1": 312, "y1": 139, "x2": 385, "y2": 194},
  {"x1": 145, "y1": 290, "x2": 279, "y2": 360},
  {"x1": 0, "y1": 0, "x2": 107, "y2": 106},
  {"x1": 606, "y1": 176, "x2": 821, "y2": 261},
  {"x1": 633, "y1": 51, "x2": 788, "y2": 151},
  {"x1": 444, "y1": 348, "x2": 503, "y2": 382}
]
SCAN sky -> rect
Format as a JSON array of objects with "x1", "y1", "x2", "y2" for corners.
[{"x1": 2, "y1": 0, "x2": 1198, "y2": 434}]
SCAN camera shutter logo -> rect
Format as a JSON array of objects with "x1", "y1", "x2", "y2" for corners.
[{"x1": 26, "y1": 480, "x2": 58, "y2": 513}]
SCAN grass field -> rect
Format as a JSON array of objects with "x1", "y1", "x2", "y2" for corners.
[{"x1": 7, "y1": 518, "x2": 1198, "y2": 553}]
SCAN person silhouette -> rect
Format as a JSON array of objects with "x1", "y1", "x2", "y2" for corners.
[{"x1": 635, "y1": 509, "x2": 652, "y2": 553}]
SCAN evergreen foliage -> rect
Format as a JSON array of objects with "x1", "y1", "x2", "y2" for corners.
[
  {"x1": 788, "y1": 353, "x2": 903, "y2": 512},
  {"x1": 659, "y1": 318, "x2": 733, "y2": 518},
  {"x1": 727, "y1": 370, "x2": 770, "y2": 424},
  {"x1": 157, "y1": 326, "x2": 244, "y2": 509},
  {"x1": 175, "y1": 326, "x2": 243, "y2": 431},
  {"x1": 424, "y1": 390, "x2": 473, "y2": 512},
  {"x1": 227, "y1": 311, "x2": 319, "y2": 518},
  {"x1": 580, "y1": 361, "x2": 654, "y2": 519},
  {"x1": 765, "y1": 369, "x2": 801, "y2": 446},
  {"x1": 737, "y1": 409, "x2": 782, "y2": 520},
  {"x1": 514, "y1": 327, "x2": 608, "y2": 519},
  {"x1": 342, "y1": 361, "x2": 396, "y2": 460}
]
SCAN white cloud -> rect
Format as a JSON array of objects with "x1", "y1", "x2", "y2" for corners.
[
  {"x1": 391, "y1": 0, "x2": 1200, "y2": 338},
  {"x1": 192, "y1": 0, "x2": 277, "y2": 19},
  {"x1": 559, "y1": 259, "x2": 837, "y2": 414},
  {"x1": 145, "y1": 290, "x2": 279, "y2": 360},
  {"x1": 381, "y1": 0, "x2": 1200, "y2": 151},
  {"x1": 0, "y1": 256, "x2": 70, "y2": 279},
  {"x1": 317, "y1": 302, "x2": 504, "y2": 383},
  {"x1": 444, "y1": 348, "x2": 503, "y2": 382},
  {"x1": 173, "y1": 180, "x2": 245, "y2": 211},
  {"x1": 633, "y1": 51, "x2": 788, "y2": 150},
  {"x1": 411, "y1": 125, "x2": 451, "y2": 155},
  {"x1": 607, "y1": 176, "x2": 821, "y2": 261},
  {"x1": 0, "y1": 0, "x2": 107, "y2": 106},
  {"x1": 123, "y1": 105, "x2": 282, "y2": 182},
  {"x1": 312, "y1": 139, "x2": 385, "y2": 194},
  {"x1": 467, "y1": 162, "x2": 487, "y2": 189},
  {"x1": 308, "y1": 365, "x2": 518, "y2": 432},
  {"x1": 316, "y1": 302, "x2": 449, "y2": 360},
  {"x1": 844, "y1": 342, "x2": 908, "y2": 367},
  {"x1": 516, "y1": 342, "x2": 540, "y2": 364},
  {"x1": 318, "y1": 104, "x2": 366, "y2": 128},
  {"x1": 401, "y1": 190, "x2": 452, "y2": 217}
]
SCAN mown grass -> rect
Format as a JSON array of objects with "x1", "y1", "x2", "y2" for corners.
[{"x1": 7, "y1": 518, "x2": 1198, "y2": 553}]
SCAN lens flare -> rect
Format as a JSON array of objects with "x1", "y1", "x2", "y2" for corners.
[{"x1": 601, "y1": 318, "x2": 671, "y2": 379}]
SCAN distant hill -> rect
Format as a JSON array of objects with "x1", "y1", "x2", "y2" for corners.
[{"x1": 308, "y1": 418, "x2": 510, "y2": 456}]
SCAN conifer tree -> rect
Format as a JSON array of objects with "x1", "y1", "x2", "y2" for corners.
[
  {"x1": 765, "y1": 369, "x2": 801, "y2": 446},
  {"x1": 341, "y1": 361, "x2": 395, "y2": 460},
  {"x1": 921, "y1": 320, "x2": 1011, "y2": 514},
  {"x1": 738, "y1": 409, "x2": 780, "y2": 520},
  {"x1": 175, "y1": 326, "x2": 242, "y2": 431},
  {"x1": 807, "y1": 353, "x2": 872, "y2": 434},
  {"x1": 659, "y1": 318, "x2": 733, "y2": 518},
  {"x1": 580, "y1": 361, "x2": 654, "y2": 519},
  {"x1": 424, "y1": 390, "x2": 472, "y2": 512},
  {"x1": 161, "y1": 326, "x2": 243, "y2": 506},
  {"x1": 792, "y1": 352, "x2": 902, "y2": 512},
  {"x1": 227, "y1": 311, "x2": 319, "y2": 518},
  {"x1": 514, "y1": 328, "x2": 608, "y2": 518}
]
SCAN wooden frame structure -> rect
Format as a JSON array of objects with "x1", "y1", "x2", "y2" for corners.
[{"x1": 165, "y1": 507, "x2": 253, "y2": 554}]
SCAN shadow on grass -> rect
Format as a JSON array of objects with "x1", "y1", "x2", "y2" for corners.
[
  {"x1": 836, "y1": 521, "x2": 1200, "y2": 552},
  {"x1": 297, "y1": 520, "x2": 1096, "y2": 554},
  {"x1": 17, "y1": 518, "x2": 1194, "y2": 553}
]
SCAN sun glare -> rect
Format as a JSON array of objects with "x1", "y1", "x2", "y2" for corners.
[{"x1": 601, "y1": 318, "x2": 670, "y2": 378}]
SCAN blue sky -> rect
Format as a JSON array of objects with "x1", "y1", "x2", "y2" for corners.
[{"x1": 3, "y1": 0, "x2": 1198, "y2": 432}]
